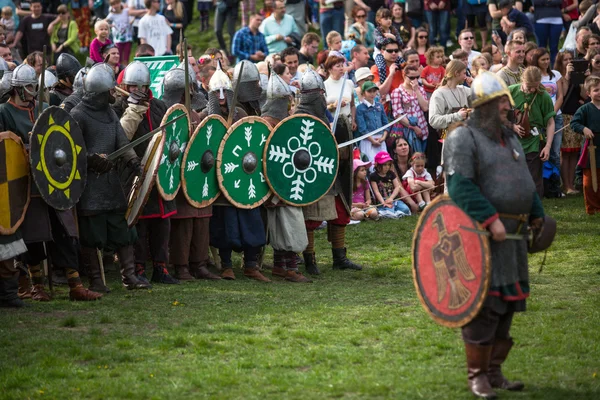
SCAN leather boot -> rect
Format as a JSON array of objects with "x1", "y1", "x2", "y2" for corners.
[
  {"x1": 221, "y1": 268, "x2": 236, "y2": 280},
  {"x1": 135, "y1": 263, "x2": 151, "y2": 284},
  {"x1": 174, "y1": 265, "x2": 195, "y2": 281},
  {"x1": 31, "y1": 284, "x2": 51, "y2": 301},
  {"x1": 151, "y1": 263, "x2": 180, "y2": 284},
  {"x1": 332, "y1": 248, "x2": 363, "y2": 270},
  {"x1": 465, "y1": 343, "x2": 497, "y2": 399},
  {"x1": 303, "y1": 252, "x2": 320, "y2": 275},
  {"x1": 17, "y1": 274, "x2": 32, "y2": 299},
  {"x1": 0, "y1": 275, "x2": 26, "y2": 308},
  {"x1": 488, "y1": 338, "x2": 525, "y2": 391},
  {"x1": 189, "y1": 263, "x2": 221, "y2": 280},
  {"x1": 69, "y1": 284, "x2": 103, "y2": 301},
  {"x1": 285, "y1": 270, "x2": 312, "y2": 283},
  {"x1": 81, "y1": 247, "x2": 110, "y2": 293},
  {"x1": 271, "y1": 266, "x2": 286, "y2": 277},
  {"x1": 243, "y1": 267, "x2": 271, "y2": 282},
  {"x1": 117, "y1": 246, "x2": 152, "y2": 290}
]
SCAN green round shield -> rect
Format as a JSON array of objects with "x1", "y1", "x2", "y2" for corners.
[
  {"x1": 263, "y1": 114, "x2": 339, "y2": 206},
  {"x1": 217, "y1": 116, "x2": 271, "y2": 209},
  {"x1": 156, "y1": 104, "x2": 190, "y2": 201},
  {"x1": 182, "y1": 115, "x2": 227, "y2": 208}
]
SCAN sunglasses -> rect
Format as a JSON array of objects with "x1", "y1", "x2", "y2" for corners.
[
  {"x1": 407, "y1": 76, "x2": 419, "y2": 80},
  {"x1": 356, "y1": 14, "x2": 366, "y2": 19},
  {"x1": 385, "y1": 48, "x2": 399, "y2": 53},
  {"x1": 593, "y1": 59, "x2": 600, "y2": 63},
  {"x1": 462, "y1": 36, "x2": 475, "y2": 40},
  {"x1": 418, "y1": 35, "x2": 428, "y2": 39}
]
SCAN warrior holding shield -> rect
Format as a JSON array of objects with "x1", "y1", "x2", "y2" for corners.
[{"x1": 443, "y1": 71, "x2": 549, "y2": 398}]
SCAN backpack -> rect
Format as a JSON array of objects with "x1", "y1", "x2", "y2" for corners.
[{"x1": 542, "y1": 161, "x2": 562, "y2": 198}]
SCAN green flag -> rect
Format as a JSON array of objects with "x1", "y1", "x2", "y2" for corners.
[{"x1": 133, "y1": 55, "x2": 180, "y2": 99}]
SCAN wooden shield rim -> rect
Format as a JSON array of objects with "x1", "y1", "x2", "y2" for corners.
[
  {"x1": 29, "y1": 106, "x2": 87, "y2": 210},
  {"x1": 411, "y1": 195, "x2": 491, "y2": 328},
  {"x1": 0, "y1": 131, "x2": 31, "y2": 235},
  {"x1": 126, "y1": 132, "x2": 165, "y2": 227},
  {"x1": 262, "y1": 114, "x2": 339, "y2": 207},
  {"x1": 181, "y1": 114, "x2": 227, "y2": 208},
  {"x1": 216, "y1": 116, "x2": 272, "y2": 209},
  {"x1": 155, "y1": 104, "x2": 190, "y2": 201}
]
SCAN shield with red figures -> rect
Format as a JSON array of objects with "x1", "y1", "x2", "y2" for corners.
[{"x1": 412, "y1": 195, "x2": 491, "y2": 328}]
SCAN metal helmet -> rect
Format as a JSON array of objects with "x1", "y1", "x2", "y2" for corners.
[
  {"x1": 122, "y1": 60, "x2": 151, "y2": 89},
  {"x1": 39, "y1": 69, "x2": 58, "y2": 89},
  {"x1": 470, "y1": 71, "x2": 514, "y2": 108},
  {"x1": 300, "y1": 67, "x2": 325, "y2": 92},
  {"x1": 177, "y1": 61, "x2": 198, "y2": 83},
  {"x1": 267, "y1": 73, "x2": 291, "y2": 100},
  {"x1": 208, "y1": 60, "x2": 232, "y2": 99},
  {"x1": 233, "y1": 59, "x2": 260, "y2": 84},
  {"x1": 11, "y1": 64, "x2": 37, "y2": 88},
  {"x1": 83, "y1": 63, "x2": 116, "y2": 94},
  {"x1": 73, "y1": 67, "x2": 88, "y2": 92},
  {"x1": 56, "y1": 53, "x2": 82, "y2": 81}
]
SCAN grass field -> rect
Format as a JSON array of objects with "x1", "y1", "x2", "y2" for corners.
[{"x1": 0, "y1": 195, "x2": 599, "y2": 399}]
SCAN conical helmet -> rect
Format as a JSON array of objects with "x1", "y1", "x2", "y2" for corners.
[
  {"x1": 233, "y1": 59, "x2": 259, "y2": 84},
  {"x1": 208, "y1": 60, "x2": 232, "y2": 98},
  {"x1": 39, "y1": 69, "x2": 58, "y2": 89},
  {"x1": 470, "y1": 71, "x2": 514, "y2": 108},
  {"x1": 300, "y1": 66, "x2": 324, "y2": 92},
  {"x1": 267, "y1": 73, "x2": 291, "y2": 99}
]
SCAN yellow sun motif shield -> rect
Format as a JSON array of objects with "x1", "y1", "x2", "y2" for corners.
[{"x1": 30, "y1": 106, "x2": 87, "y2": 210}]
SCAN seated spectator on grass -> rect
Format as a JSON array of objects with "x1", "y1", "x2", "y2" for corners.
[
  {"x1": 370, "y1": 151, "x2": 412, "y2": 218},
  {"x1": 259, "y1": 0, "x2": 299, "y2": 55},
  {"x1": 298, "y1": 32, "x2": 320, "y2": 66},
  {"x1": 232, "y1": 13, "x2": 268, "y2": 62}
]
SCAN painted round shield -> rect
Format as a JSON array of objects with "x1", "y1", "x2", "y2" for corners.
[
  {"x1": 156, "y1": 104, "x2": 190, "y2": 201},
  {"x1": 30, "y1": 106, "x2": 87, "y2": 210},
  {"x1": 125, "y1": 132, "x2": 164, "y2": 227},
  {"x1": 412, "y1": 195, "x2": 491, "y2": 328},
  {"x1": 0, "y1": 131, "x2": 30, "y2": 235},
  {"x1": 217, "y1": 116, "x2": 271, "y2": 209},
  {"x1": 263, "y1": 114, "x2": 339, "y2": 206},
  {"x1": 182, "y1": 115, "x2": 227, "y2": 208}
]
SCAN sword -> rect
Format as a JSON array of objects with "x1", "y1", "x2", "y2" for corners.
[
  {"x1": 331, "y1": 72, "x2": 348, "y2": 136},
  {"x1": 227, "y1": 60, "x2": 243, "y2": 127},
  {"x1": 588, "y1": 139, "x2": 598, "y2": 192},
  {"x1": 337, "y1": 114, "x2": 406, "y2": 148},
  {"x1": 38, "y1": 45, "x2": 46, "y2": 114},
  {"x1": 107, "y1": 113, "x2": 185, "y2": 161},
  {"x1": 459, "y1": 225, "x2": 530, "y2": 241}
]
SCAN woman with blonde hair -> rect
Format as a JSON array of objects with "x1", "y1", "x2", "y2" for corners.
[
  {"x1": 508, "y1": 66, "x2": 556, "y2": 198},
  {"x1": 471, "y1": 55, "x2": 490, "y2": 78},
  {"x1": 427, "y1": 60, "x2": 471, "y2": 173},
  {"x1": 48, "y1": 5, "x2": 80, "y2": 63}
]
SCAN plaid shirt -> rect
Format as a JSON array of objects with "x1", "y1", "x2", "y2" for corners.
[{"x1": 231, "y1": 26, "x2": 269, "y2": 62}]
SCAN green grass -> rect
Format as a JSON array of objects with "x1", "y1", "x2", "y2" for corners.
[{"x1": 0, "y1": 195, "x2": 599, "y2": 399}]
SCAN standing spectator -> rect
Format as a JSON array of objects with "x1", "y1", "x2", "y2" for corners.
[
  {"x1": 281, "y1": 46, "x2": 301, "y2": 88},
  {"x1": 371, "y1": 38, "x2": 403, "y2": 102},
  {"x1": 349, "y1": 44, "x2": 370, "y2": 80},
  {"x1": 324, "y1": 54, "x2": 357, "y2": 130},
  {"x1": 127, "y1": 0, "x2": 148, "y2": 42},
  {"x1": 101, "y1": 43, "x2": 122, "y2": 76},
  {"x1": 347, "y1": 6, "x2": 375, "y2": 53},
  {"x1": 25, "y1": 50, "x2": 44, "y2": 76},
  {"x1": 499, "y1": 0, "x2": 535, "y2": 39},
  {"x1": 215, "y1": 0, "x2": 240, "y2": 58},
  {"x1": 320, "y1": 0, "x2": 345, "y2": 49},
  {"x1": 575, "y1": 26, "x2": 591, "y2": 58},
  {"x1": 392, "y1": 2, "x2": 416, "y2": 49},
  {"x1": 363, "y1": 0, "x2": 385, "y2": 25},
  {"x1": 298, "y1": 32, "x2": 320, "y2": 65},
  {"x1": 414, "y1": 27, "x2": 430, "y2": 67},
  {"x1": 534, "y1": 0, "x2": 563, "y2": 64},
  {"x1": 464, "y1": 0, "x2": 488, "y2": 49},
  {"x1": 163, "y1": 0, "x2": 188, "y2": 54},
  {"x1": 452, "y1": 29, "x2": 481, "y2": 68},
  {"x1": 71, "y1": 0, "x2": 92, "y2": 53},
  {"x1": 357, "y1": 81, "x2": 388, "y2": 162},
  {"x1": 562, "y1": 0, "x2": 579, "y2": 33},
  {"x1": 373, "y1": 7, "x2": 402, "y2": 59},
  {"x1": 406, "y1": 0, "x2": 424, "y2": 28},
  {"x1": 240, "y1": 0, "x2": 256, "y2": 27},
  {"x1": 197, "y1": 0, "x2": 212, "y2": 32},
  {"x1": 488, "y1": 0, "x2": 506, "y2": 43},
  {"x1": 497, "y1": 39, "x2": 525, "y2": 86},
  {"x1": 11, "y1": 0, "x2": 53, "y2": 58},
  {"x1": 482, "y1": 43, "x2": 504, "y2": 72},
  {"x1": 1, "y1": 7, "x2": 15, "y2": 43},
  {"x1": 285, "y1": 0, "x2": 306, "y2": 36},
  {"x1": 391, "y1": 65, "x2": 429, "y2": 153},
  {"x1": 509, "y1": 66, "x2": 555, "y2": 198},
  {"x1": 48, "y1": 5, "x2": 79, "y2": 63},
  {"x1": 424, "y1": 0, "x2": 450, "y2": 47},
  {"x1": 138, "y1": 0, "x2": 172, "y2": 56},
  {"x1": 259, "y1": 0, "x2": 298, "y2": 55},
  {"x1": 107, "y1": 0, "x2": 134, "y2": 64},
  {"x1": 232, "y1": 13, "x2": 268, "y2": 62},
  {"x1": 89, "y1": 20, "x2": 112, "y2": 63},
  {"x1": 421, "y1": 46, "x2": 445, "y2": 96}
]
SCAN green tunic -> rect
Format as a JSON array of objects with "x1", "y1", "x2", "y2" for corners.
[{"x1": 509, "y1": 84, "x2": 556, "y2": 154}]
